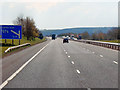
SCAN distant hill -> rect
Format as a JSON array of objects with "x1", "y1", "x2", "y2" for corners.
[{"x1": 40, "y1": 27, "x2": 116, "y2": 36}]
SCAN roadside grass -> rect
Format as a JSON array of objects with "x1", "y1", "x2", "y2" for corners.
[
  {"x1": 102, "y1": 40, "x2": 120, "y2": 43},
  {"x1": 0, "y1": 36, "x2": 46, "y2": 57}
]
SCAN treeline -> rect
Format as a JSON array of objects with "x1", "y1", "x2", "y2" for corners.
[
  {"x1": 58, "y1": 28, "x2": 120, "y2": 40},
  {"x1": 91, "y1": 28, "x2": 119, "y2": 40},
  {"x1": 13, "y1": 16, "x2": 43, "y2": 40}
]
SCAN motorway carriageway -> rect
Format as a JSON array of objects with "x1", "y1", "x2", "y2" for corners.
[{"x1": 1, "y1": 38, "x2": 118, "y2": 89}]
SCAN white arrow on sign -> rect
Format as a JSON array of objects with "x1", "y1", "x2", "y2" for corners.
[{"x1": 11, "y1": 30, "x2": 20, "y2": 38}]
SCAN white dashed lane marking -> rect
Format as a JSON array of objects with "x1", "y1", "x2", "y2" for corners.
[
  {"x1": 113, "y1": 61, "x2": 118, "y2": 65},
  {"x1": 100, "y1": 55, "x2": 103, "y2": 57},
  {"x1": 76, "y1": 69, "x2": 81, "y2": 74},
  {"x1": 66, "y1": 52, "x2": 68, "y2": 54},
  {"x1": 71, "y1": 61, "x2": 75, "y2": 64},
  {"x1": 68, "y1": 56, "x2": 70, "y2": 58},
  {"x1": 87, "y1": 88, "x2": 91, "y2": 90}
]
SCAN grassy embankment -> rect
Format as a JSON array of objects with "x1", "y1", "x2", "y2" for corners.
[
  {"x1": 102, "y1": 40, "x2": 120, "y2": 43},
  {"x1": 0, "y1": 36, "x2": 46, "y2": 57}
]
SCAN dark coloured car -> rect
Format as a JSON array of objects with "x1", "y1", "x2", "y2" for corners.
[
  {"x1": 63, "y1": 38, "x2": 69, "y2": 43},
  {"x1": 52, "y1": 34, "x2": 56, "y2": 40}
]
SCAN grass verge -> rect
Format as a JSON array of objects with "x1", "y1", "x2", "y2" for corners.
[
  {"x1": 0, "y1": 36, "x2": 46, "y2": 58},
  {"x1": 102, "y1": 40, "x2": 120, "y2": 43}
]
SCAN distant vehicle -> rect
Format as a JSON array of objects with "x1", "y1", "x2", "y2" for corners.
[
  {"x1": 63, "y1": 38, "x2": 69, "y2": 43},
  {"x1": 52, "y1": 34, "x2": 56, "y2": 40},
  {"x1": 72, "y1": 38, "x2": 75, "y2": 40},
  {"x1": 70, "y1": 34, "x2": 74, "y2": 40},
  {"x1": 77, "y1": 34, "x2": 82, "y2": 40},
  {"x1": 66, "y1": 36, "x2": 70, "y2": 40},
  {"x1": 62, "y1": 36, "x2": 65, "y2": 39},
  {"x1": 77, "y1": 35, "x2": 82, "y2": 40}
]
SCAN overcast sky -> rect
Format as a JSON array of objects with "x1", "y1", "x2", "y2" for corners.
[{"x1": 0, "y1": 0, "x2": 119, "y2": 29}]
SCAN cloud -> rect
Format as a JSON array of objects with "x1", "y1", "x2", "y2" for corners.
[
  {"x1": 67, "y1": 5, "x2": 90, "y2": 14},
  {"x1": 9, "y1": 3, "x2": 15, "y2": 8},
  {"x1": 0, "y1": 0, "x2": 65, "y2": 3},
  {"x1": 25, "y1": 2, "x2": 57, "y2": 13},
  {"x1": 67, "y1": 6, "x2": 80, "y2": 13},
  {"x1": 0, "y1": 0, "x2": 119, "y2": 3}
]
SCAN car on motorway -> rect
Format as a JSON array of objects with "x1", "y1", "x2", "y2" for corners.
[
  {"x1": 66, "y1": 36, "x2": 70, "y2": 40},
  {"x1": 52, "y1": 34, "x2": 56, "y2": 40},
  {"x1": 63, "y1": 38, "x2": 69, "y2": 43}
]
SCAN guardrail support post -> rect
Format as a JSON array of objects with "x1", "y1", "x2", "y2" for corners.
[{"x1": 118, "y1": 46, "x2": 120, "y2": 51}]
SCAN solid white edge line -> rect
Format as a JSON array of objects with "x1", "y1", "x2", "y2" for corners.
[
  {"x1": 0, "y1": 43, "x2": 49, "y2": 89},
  {"x1": 76, "y1": 69, "x2": 80, "y2": 74},
  {"x1": 113, "y1": 61, "x2": 118, "y2": 65}
]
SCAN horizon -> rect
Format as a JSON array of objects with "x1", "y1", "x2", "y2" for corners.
[
  {"x1": 40, "y1": 26, "x2": 117, "y2": 30},
  {"x1": 0, "y1": 24, "x2": 117, "y2": 30}
]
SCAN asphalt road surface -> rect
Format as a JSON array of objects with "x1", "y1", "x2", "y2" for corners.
[{"x1": 2, "y1": 38, "x2": 118, "y2": 88}]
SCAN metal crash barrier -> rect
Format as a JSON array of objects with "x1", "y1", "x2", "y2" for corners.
[
  {"x1": 73, "y1": 39, "x2": 120, "y2": 51},
  {"x1": 5, "y1": 43, "x2": 31, "y2": 53}
]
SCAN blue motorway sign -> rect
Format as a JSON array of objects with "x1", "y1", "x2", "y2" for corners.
[{"x1": 0, "y1": 25, "x2": 22, "y2": 39}]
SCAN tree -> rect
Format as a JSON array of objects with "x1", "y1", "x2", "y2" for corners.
[
  {"x1": 38, "y1": 31, "x2": 44, "y2": 39},
  {"x1": 81, "y1": 31, "x2": 89, "y2": 39},
  {"x1": 14, "y1": 16, "x2": 41, "y2": 40},
  {"x1": 13, "y1": 15, "x2": 26, "y2": 36},
  {"x1": 25, "y1": 17, "x2": 33, "y2": 40},
  {"x1": 97, "y1": 32, "x2": 106, "y2": 40},
  {"x1": 91, "y1": 32, "x2": 98, "y2": 40},
  {"x1": 107, "y1": 29, "x2": 118, "y2": 40}
]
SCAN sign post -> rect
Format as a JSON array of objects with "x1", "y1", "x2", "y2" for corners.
[
  {"x1": 19, "y1": 39, "x2": 20, "y2": 45},
  {"x1": 5, "y1": 39, "x2": 6, "y2": 44},
  {"x1": 0, "y1": 25, "x2": 22, "y2": 45},
  {"x1": 12, "y1": 39, "x2": 14, "y2": 45}
]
